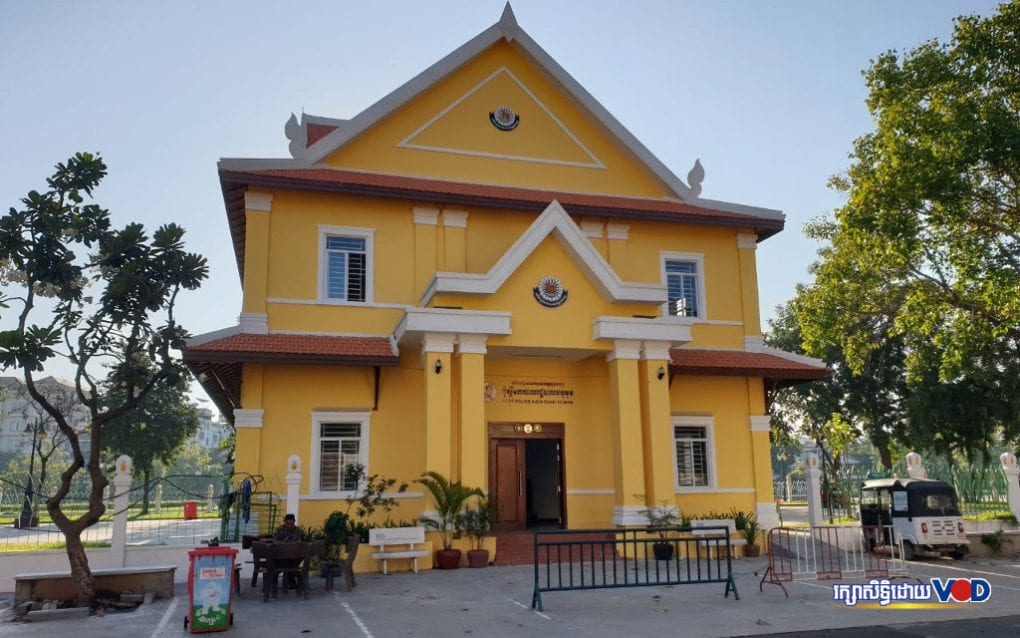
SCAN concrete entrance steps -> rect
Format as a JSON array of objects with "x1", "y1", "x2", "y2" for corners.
[{"x1": 494, "y1": 530, "x2": 619, "y2": 566}]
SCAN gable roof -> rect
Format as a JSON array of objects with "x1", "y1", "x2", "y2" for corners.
[
  {"x1": 231, "y1": 5, "x2": 784, "y2": 217},
  {"x1": 423, "y1": 199, "x2": 663, "y2": 305}
]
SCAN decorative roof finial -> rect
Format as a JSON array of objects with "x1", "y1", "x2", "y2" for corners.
[
  {"x1": 285, "y1": 113, "x2": 307, "y2": 159},
  {"x1": 498, "y1": 2, "x2": 519, "y2": 41},
  {"x1": 687, "y1": 158, "x2": 704, "y2": 198}
]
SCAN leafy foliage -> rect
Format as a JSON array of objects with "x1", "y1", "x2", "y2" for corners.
[
  {"x1": 793, "y1": 4, "x2": 1020, "y2": 460},
  {"x1": 0, "y1": 153, "x2": 207, "y2": 606}
]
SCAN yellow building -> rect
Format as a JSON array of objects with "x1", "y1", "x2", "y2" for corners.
[{"x1": 185, "y1": 6, "x2": 823, "y2": 544}]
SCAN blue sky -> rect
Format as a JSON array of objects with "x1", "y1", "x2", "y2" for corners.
[{"x1": 0, "y1": 1, "x2": 1005, "y2": 406}]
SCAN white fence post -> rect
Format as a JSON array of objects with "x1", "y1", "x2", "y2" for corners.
[
  {"x1": 906, "y1": 451, "x2": 927, "y2": 479},
  {"x1": 111, "y1": 455, "x2": 133, "y2": 568},
  {"x1": 804, "y1": 452, "x2": 823, "y2": 527},
  {"x1": 155, "y1": 482, "x2": 163, "y2": 515},
  {"x1": 285, "y1": 454, "x2": 302, "y2": 524},
  {"x1": 206, "y1": 484, "x2": 215, "y2": 511},
  {"x1": 1001, "y1": 452, "x2": 1020, "y2": 521}
]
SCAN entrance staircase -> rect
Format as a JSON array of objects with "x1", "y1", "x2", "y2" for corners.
[{"x1": 494, "y1": 530, "x2": 619, "y2": 566}]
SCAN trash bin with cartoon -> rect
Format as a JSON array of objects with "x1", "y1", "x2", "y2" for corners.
[{"x1": 186, "y1": 545, "x2": 237, "y2": 632}]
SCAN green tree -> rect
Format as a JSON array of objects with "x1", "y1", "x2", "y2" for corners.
[
  {"x1": 797, "y1": 3, "x2": 1020, "y2": 455},
  {"x1": 0, "y1": 153, "x2": 207, "y2": 606},
  {"x1": 101, "y1": 371, "x2": 200, "y2": 514}
]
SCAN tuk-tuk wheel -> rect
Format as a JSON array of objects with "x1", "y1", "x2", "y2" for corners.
[
  {"x1": 948, "y1": 549, "x2": 967, "y2": 560},
  {"x1": 901, "y1": 541, "x2": 916, "y2": 561}
]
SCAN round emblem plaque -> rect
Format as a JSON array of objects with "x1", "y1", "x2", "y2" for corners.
[
  {"x1": 533, "y1": 276, "x2": 568, "y2": 308},
  {"x1": 489, "y1": 105, "x2": 520, "y2": 131}
]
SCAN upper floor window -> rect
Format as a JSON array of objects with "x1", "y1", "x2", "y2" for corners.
[
  {"x1": 661, "y1": 252, "x2": 705, "y2": 319},
  {"x1": 318, "y1": 226, "x2": 374, "y2": 302}
]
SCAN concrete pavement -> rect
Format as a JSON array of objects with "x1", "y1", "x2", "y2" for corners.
[{"x1": 1, "y1": 555, "x2": 1019, "y2": 637}]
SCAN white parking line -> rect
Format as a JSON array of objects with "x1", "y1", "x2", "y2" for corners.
[
  {"x1": 340, "y1": 598, "x2": 375, "y2": 638},
  {"x1": 151, "y1": 596, "x2": 179, "y2": 638},
  {"x1": 917, "y1": 562, "x2": 1020, "y2": 580}
]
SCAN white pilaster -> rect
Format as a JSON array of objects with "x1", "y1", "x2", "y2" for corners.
[
  {"x1": 804, "y1": 452, "x2": 823, "y2": 527},
  {"x1": 442, "y1": 210, "x2": 468, "y2": 228},
  {"x1": 239, "y1": 313, "x2": 269, "y2": 334},
  {"x1": 285, "y1": 454, "x2": 302, "y2": 524},
  {"x1": 906, "y1": 451, "x2": 927, "y2": 479},
  {"x1": 413, "y1": 207, "x2": 440, "y2": 225},
  {"x1": 1001, "y1": 452, "x2": 1020, "y2": 522},
  {"x1": 111, "y1": 455, "x2": 133, "y2": 567},
  {"x1": 234, "y1": 409, "x2": 265, "y2": 429},
  {"x1": 244, "y1": 192, "x2": 273, "y2": 212},
  {"x1": 606, "y1": 339, "x2": 642, "y2": 362},
  {"x1": 606, "y1": 224, "x2": 629, "y2": 240}
]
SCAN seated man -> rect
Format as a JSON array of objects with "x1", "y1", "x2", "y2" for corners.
[
  {"x1": 272, "y1": 513, "x2": 305, "y2": 592},
  {"x1": 273, "y1": 513, "x2": 304, "y2": 542}
]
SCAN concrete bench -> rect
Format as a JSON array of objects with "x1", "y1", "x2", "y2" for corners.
[
  {"x1": 690, "y1": 519, "x2": 746, "y2": 557},
  {"x1": 369, "y1": 527, "x2": 429, "y2": 575},
  {"x1": 14, "y1": 565, "x2": 177, "y2": 607}
]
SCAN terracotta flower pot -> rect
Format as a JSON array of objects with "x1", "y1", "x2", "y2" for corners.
[
  {"x1": 435, "y1": 548, "x2": 462, "y2": 569},
  {"x1": 744, "y1": 544, "x2": 761, "y2": 557},
  {"x1": 466, "y1": 549, "x2": 490, "y2": 568}
]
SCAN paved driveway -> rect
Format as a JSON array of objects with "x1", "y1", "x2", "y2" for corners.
[{"x1": 2, "y1": 555, "x2": 1019, "y2": 637}]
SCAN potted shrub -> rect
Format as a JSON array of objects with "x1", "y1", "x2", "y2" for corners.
[
  {"x1": 732, "y1": 508, "x2": 762, "y2": 557},
  {"x1": 418, "y1": 471, "x2": 483, "y2": 569},
  {"x1": 640, "y1": 500, "x2": 681, "y2": 561},
  {"x1": 457, "y1": 498, "x2": 492, "y2": 568},
  {"x1": 320, "y1": 464, "x2": 408, "y2": 573}
]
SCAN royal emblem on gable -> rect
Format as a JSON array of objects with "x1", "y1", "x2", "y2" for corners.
[
  {"x1": 533, "y1": 276, "x2": 568, "y2": 307},
  {"x1": 489, "y1": 105, "x2": 520, "y2": 131}
]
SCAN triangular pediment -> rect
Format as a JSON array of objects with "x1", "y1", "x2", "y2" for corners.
[
  {"x1": 422, "y1": 200, "x2": 665, "y2": 306},
  {"x1": 296, "y1": 5, "x2": 697, "y2": 200},
  {"x1": 398, "y1": 68, "x2": 603, "y2": 169}
]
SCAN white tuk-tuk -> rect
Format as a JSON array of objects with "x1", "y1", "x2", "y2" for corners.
[{"x1": 859, "y1": 478, "x2": 969, "y2": 560}]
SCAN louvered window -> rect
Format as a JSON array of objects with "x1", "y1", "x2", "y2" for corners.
[
  {"x1": 325, "y1": 236, "x2": 366, "y2": 302},
  {"x1": 666, "y1": 260, "x2": 699, "y2": 317},
  {"x1": 318, "y1": 423, "x2": 362, "y2": 492},
  {"x1": 675, "y1": 425, "x2": 709, "y2": 487}
]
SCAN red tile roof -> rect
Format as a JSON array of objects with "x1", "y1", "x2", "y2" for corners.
[
  {"x1": 306, "y1": 123, "x2": 337, "y2": 147},
  {"x1": 670, "y1": 348, "x2": 826, "y2": 380},
  {"x1": 185, "y1": 333, "x2": 398, "y2": 364}
]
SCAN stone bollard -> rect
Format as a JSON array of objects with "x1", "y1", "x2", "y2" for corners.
[
  {"x1": 1001, "y1": 452, "x2": 1020, "y2": 522},
  {"x1": 804, "y1": 452, "x2": 823, "y2": 527},
  {"x1": 285, "y1": 454, "x2": 302, "y2": 524}
]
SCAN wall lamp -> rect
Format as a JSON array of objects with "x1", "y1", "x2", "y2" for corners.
[
  {"x1": 657, "y1": 366, "x2": 666, "y2": 380},
  {"x1": 434, "y1": 358, "x2": 443, "y2": 374}
]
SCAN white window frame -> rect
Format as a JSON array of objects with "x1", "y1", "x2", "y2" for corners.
[
  {"x1": 672, "y1": 415, "x2": 717, "y2": 491},
  {"x1": 659, "y1": 251, "x2": 706, "y2": 320},
  {"x1": 317, "y1": 225, "x2": 375, "y2": 304},
  {"x1": 309, "y1": 410, "x2": 371, "y2": 498}
]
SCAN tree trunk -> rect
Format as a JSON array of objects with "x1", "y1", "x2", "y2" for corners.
[{"x1": 64, "y1": 529, "x2": 96, "y2": 607}]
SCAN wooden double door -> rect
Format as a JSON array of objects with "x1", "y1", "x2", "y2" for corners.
[{"x1": 488, "y1": 423, "x2": 565, "y2": 530}]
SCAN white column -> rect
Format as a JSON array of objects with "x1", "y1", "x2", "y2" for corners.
[
  {"x1": 285, "y1": 454, "x2": 302, "y2": 523},
  {"x1": 111, "y1": 455, "x2": 133, "y2": 568},
  {"x1": 154, "y1": 483, "x2": 163, "y2": 515},
  {"x1": 804, "y1": 452, "x2": 823, "y2": 528},
  {"x1": 906, "y1": 451, "x2": 927, "y2": 479},
  {"x1": 1001, "y1": 452, "x2": 1020, "y2": 521}
]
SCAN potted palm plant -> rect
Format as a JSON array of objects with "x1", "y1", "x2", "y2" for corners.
[
  {"x1": 457, "y1": 498, "x2": 491, "y2": 568},
  {"x1": 417, "y1": 471, "x2": 484, "y2": 569},
  {"x1": 640, "y1": 500, "x2": 682, "y2": 561},
  {"x1": 737, "y1": 510, "x2": 762, "y2": 557}
]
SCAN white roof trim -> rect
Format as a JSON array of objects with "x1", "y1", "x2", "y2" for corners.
[
  {"x1": 301, "y1": 7, "x2": 696, "y2": 201},
  {"x1": 393, "y1": 307, "x2": 512, "y2": 345},
  {"x1": 422, "y1": 200, "x2": 666, "y2": 305},
  {"x1": 218, "y1": 157, "x2": 315, "y2": 171},
  {"x1": 761, "y1": 346, "x2": 826, "y2": 369},
  {"x1": 185, "y1": 325, "x2": 244, "y2": 348}
]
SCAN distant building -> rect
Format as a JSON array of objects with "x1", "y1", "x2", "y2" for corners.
[
  {"x1": 195, "y1": 407, "x2": 232, "y2": 450},
  {"x1": 0, "y1": 376, "x2": 91, "y2": 458}
]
